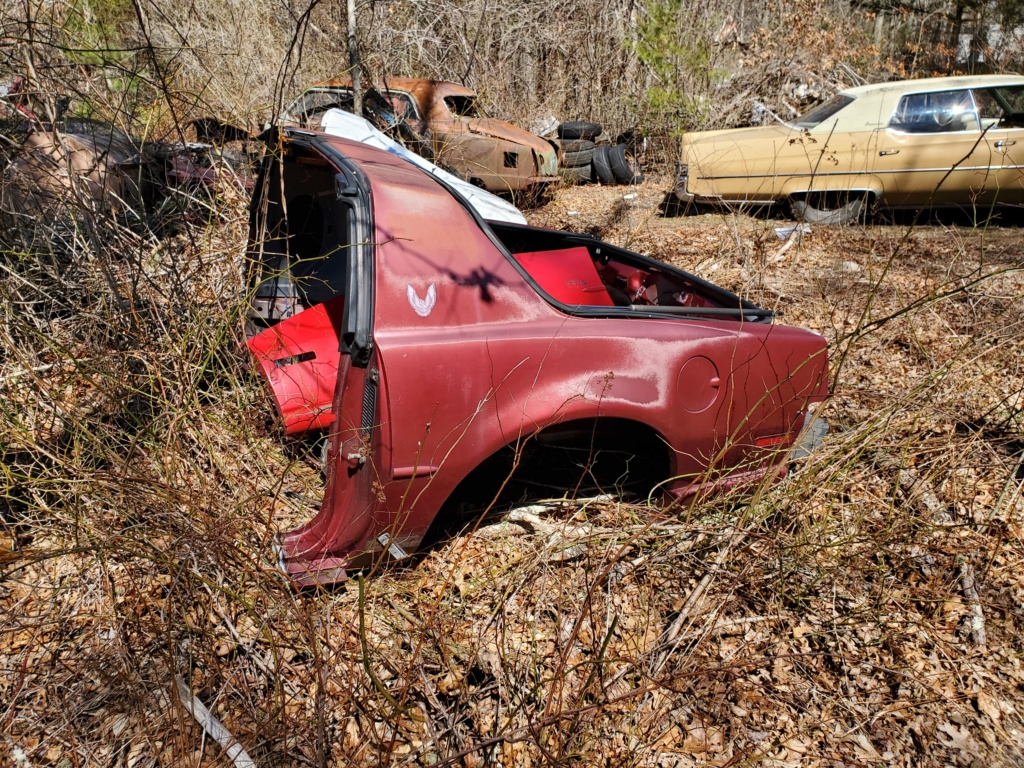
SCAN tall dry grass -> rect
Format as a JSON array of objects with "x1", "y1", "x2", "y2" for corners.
[
  {"x1": 4, "y1": 160, "x2": 1024, "y2": 766},
  {"x1": 3, "y1": 2, "x2": 1024, "y2": 765}
]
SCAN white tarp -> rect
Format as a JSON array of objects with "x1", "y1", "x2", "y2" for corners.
[{"x1": 319, "y1": 109, "x2": 527, "y2": 225}]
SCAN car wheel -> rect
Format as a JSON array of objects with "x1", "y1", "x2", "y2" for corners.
[
  {"x1": 557, "y1": 121, "x2": 603, "y2": 141},
  {"x1": 559, "y1": 139, "x2": 595, "y2": 154},
  {"x1": 562, "y1": 145, "x2": 596, "y2": 168},
  {"x1": 591, "y1": 144, "x2": 615, "y2": 185},
  {"x1": 789, "y1": 192, "x2": 870, "y2": 225},
  {"x1": 560, "y1": 163, "x2": 592, "y2": 183},
  {"x1": 608, "y1": 143, "x2": 644, "y2": 185}
]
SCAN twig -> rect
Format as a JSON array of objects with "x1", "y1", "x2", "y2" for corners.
[
  {"x1": 174, "y1": 676, "x2": 257, "y2": 768},
  {"x1": 769, "y1": 226, "x2": 807, "y2": 263},
  {"x1": 876, "y1": 453, "x2": 952, "y2": 525},
  {"x1": 958, "y1": 560, "x2": 987, "y2": 648},
  {"x1": 207, "y1": 596, "x2": 300, "y2": 698},
  {"x1": 650, "y1": 527, "x2": 748, "y2": 675},
  {"x1": 499, "y1": 506, "x2": 596, "y2": 562},
  {"x1": 683, "y1": 613, "x2": 782, "y2": 639},
  {"x1": 877, "y1": 453, "x2": 952, "y2": 578}
]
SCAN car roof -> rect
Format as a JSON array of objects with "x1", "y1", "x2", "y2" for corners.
[
  {"x1": 842, "y1": 73, "x2": 1024, "y2": 98},
  {"x1": 310, "y1": 77, "x2": 476, "y2": 99},
  {"x1": 814, "y1": 74, "x2": 1024, "y2": 132},
  {"x1": 284, "y1": 126, "x2": 484, "y2": 227},
  {"x1": 317, "y1": 109, "x2": 526, "y2": 224},
  {"x1": 288, "y1": 126, "x2": 435, "y2": 175}
]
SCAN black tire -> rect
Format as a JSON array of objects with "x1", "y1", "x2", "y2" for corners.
[
  {"x1": 608, "y1": 143, "x2": 644, "y2": 185},
  {"x1": 591, "y1": 144, "x2": 615, "y2": 185},
  {"x1": 562, "y1": 146, "x2": 596, "y2": 168},
  {"x1": 788, "y1": 192, "x2": 870, "y2": 225},
  {"x1": 560, "y1": 163, "x2": 592, "y2": 183},
  {"x1": 559, "y1": 139, "x2": 595, "y2": 154},
  {"x1": 557, "y1": 121, "x2": 602, "y2": 141},
  {"x1": 614, "y1": 129, "x2": 648, "y2": 155}
]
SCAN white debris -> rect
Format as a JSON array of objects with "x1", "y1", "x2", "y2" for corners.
[{"x1": 774, "y1": 223, "x2": 811, "y2": 240}]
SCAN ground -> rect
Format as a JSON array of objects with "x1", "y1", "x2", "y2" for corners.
[{"x1": 2, "y1": 175, "x2": 1023, "y2": 767}]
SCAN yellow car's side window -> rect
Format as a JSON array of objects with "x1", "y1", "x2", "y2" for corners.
[
  {"x1": 890, "y1": 90, "x2": 979, "y2": 134},
  {"x1": 978, "y1": 85, "x2": 1024, "y2": 129}
]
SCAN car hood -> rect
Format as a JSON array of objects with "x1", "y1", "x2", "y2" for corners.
[
  {"x1": 320, "y1": 109, "x2": 527, "y2": 225},
  {"x1": 465, "y1": 118, "x2": 558, "y2": 176}
]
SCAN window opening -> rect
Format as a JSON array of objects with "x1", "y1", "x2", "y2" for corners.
[{"x1": 890, "y1": 90, "x2": 979, "y2": 133}]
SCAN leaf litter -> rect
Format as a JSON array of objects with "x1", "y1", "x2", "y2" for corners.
[{"x1": 2, "y1": 179, "x2": 1024, "y2": 766}]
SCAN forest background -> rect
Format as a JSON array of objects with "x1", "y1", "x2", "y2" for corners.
[{"x1": 3, "y1": 1, "x2": 1024, "y2": 767}]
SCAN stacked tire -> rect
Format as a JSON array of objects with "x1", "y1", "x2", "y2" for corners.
[{"x1": 556, "y1": 121, "x2": 644, "y2": 186}]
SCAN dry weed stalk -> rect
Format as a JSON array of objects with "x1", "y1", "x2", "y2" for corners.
[{"x1": 3, "y1": 4, "x2": 1024, "y2": 766}]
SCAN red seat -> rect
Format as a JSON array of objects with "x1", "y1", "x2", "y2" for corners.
[{"x1": 514, "y1": 246, "x2": 614, "y2": 306}]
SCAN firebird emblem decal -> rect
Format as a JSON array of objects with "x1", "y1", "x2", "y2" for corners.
[{"x1": 407, "y1": 283, "x2": 436, "y2": 317}]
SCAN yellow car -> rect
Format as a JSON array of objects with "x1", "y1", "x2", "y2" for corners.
[{"x1": 673, "y1": 74, "x2": 1024, "y2": 223}]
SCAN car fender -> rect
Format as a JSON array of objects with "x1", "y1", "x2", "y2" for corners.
[{"x1": 778, "y1": 175, "x2": 884, "y2": 201}]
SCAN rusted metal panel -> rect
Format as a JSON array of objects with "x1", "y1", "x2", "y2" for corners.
[{"x1": 292, "y1": 77, "x2": 559, "y2": 194}]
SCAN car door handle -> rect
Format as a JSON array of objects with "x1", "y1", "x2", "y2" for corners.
[
  {"x1": 995, "y1": 140, "x2": 1017, "y2": 148},
  {"x1": 879, "y1": 149, "x2": 900, "y2": 156}
]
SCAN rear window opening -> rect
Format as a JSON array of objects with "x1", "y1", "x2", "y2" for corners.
[
  {"x1": 489, "y1": 222, "x2": 767, "y2": 320},
  {"x1": 248, "y1": 146, "x2": 353, "y2": 325},
  {"x1": 445, "y1": 95, "x2": 480, "y2": 118},
  {"x1": 794, "y1": 94, "x2": 855, "y2": 128}
]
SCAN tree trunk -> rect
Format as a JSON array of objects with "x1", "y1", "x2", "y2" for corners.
[
  {"x1": 950, "y1": 0, "x2": 965, "y2": 72},
  {"x1": 347, "y1": 0, "x2": 362, "y2": 114}
]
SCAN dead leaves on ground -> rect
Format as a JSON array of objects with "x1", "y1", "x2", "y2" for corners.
[{"x1": 3, "y1": 185, "x2": 1024, "y2": 766}]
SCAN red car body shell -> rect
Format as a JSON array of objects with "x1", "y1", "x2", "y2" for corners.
[{"x1": 246, "y1": 133, "x2": 829, "y2": 585}]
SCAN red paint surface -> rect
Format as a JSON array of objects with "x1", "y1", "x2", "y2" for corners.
[
  {"x1": 247, "y1": 295, "x2": 345, "y2": 434},
  {"x1": 514, "y1": 247, "x2": 615, "y2": 306},
  {"x1": 253, "y1": 132, "x2": 830, "y2": 585}
]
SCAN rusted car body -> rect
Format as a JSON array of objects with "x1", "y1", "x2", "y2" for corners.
[
  {"x1": 2, "y1": 118, "x2": 149, "y2": 216},
  {"x1": 673, "y1": 74, "x2": 1024, "y2": 223},
  {"x1": 246, "y1": 127, "x2": 829, "y2": 585},
  {"x1": 283, "y1": 77, "x2": 559, "y2": 195},
  {"x1": 1, "y1": 95, "x2": 257, "y2": 219}
]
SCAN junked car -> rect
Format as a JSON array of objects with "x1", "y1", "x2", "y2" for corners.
[
  {"x1": 282, "y1": 77, "x2": 560, "y2": 197},
  {"x1": 317, "y1": 108, "x2": 525, "y2": 225},
  {"x1": 2, "y1": 104, "x2": 259, "y2": 219},
  {"x1": 245, "y1": 126, "x2": 830, "y2": 585},
  {"x1": 673, "y1": 74, "x2": 1024, "y2": 223}
]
